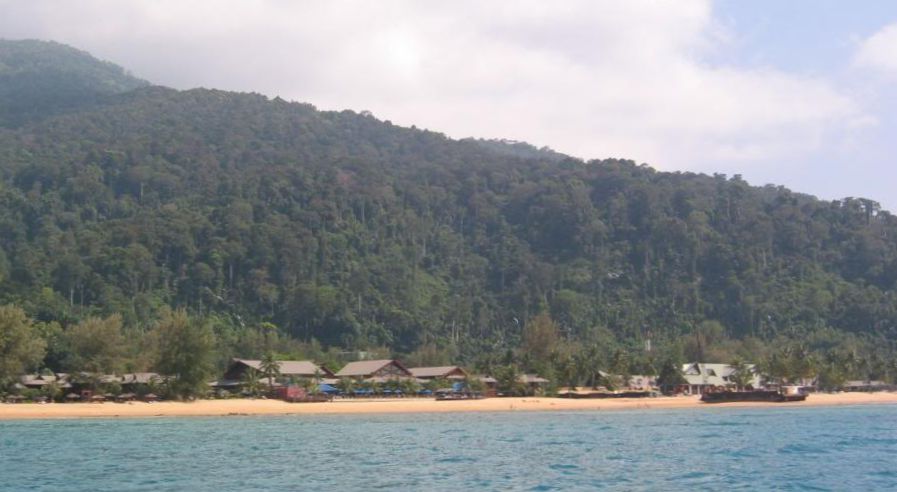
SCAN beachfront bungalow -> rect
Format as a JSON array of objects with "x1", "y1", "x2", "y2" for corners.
[
  {"x1": 625, "y1": 374, "x2": 657, "y2": 391},
  {"x1": 209, "y1": 358, "x2": 333, "y2": 393},
  {"x1": 842, "y1": 380, "x2": 892, "y2": 392},
  {"x1": 19, "y1": 373, "x2": 69, "y2": 390},
  {"x1": 470, "y1": 375, "x2": 498, "y2": 396},
  {"x1": 120, "y1": 373, "x2": 162, "y2": 393},
  {"x1": 335, "y1": 359, "x2": 413, "y2": 380},
  {"x1": 408, "y1": 366, "x2": 468, "y2": 381},
  {"x1": 224, "y1": 358, "x2": 334, "y2": 380},
  {"x1": 680, "y1": 362, "x2": 761, "y2": 395},
  {"x1": 520, "y1": 374, "x2": 550, "y2": 392}
]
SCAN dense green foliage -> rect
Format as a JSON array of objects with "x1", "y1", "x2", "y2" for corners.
[
  {"x1": 0, "y1": 305, "x2": 47, "y2": 384},
  {"x1": 0, "y1": 41, "x2": 896, "y2": 386},
  {"x1": 0, "y1": 40, "x2": 148, "y2": 127}
]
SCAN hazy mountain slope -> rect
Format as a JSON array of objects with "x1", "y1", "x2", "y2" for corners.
[{"x1": 0, "y1": 39, "x2": 148, "y2": 127}]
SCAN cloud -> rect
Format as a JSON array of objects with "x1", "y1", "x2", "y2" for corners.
[
  {"x1": 855, "y1": 22, "x2": 897, "y2": 77},
  {"x1": 0, "y1": 0, "x2": 868, "y2": 171}
]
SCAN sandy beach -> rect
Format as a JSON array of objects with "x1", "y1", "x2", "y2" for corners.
[{"x1": 1, "y1": 392, "x2": 896, "y2": 420}]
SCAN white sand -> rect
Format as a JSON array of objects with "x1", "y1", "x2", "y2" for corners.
[{"x1": 1, "y1": 392, "x2": 896, "y2": 420}]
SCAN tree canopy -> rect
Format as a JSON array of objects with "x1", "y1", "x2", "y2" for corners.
[{"x1": 1, "y1": 41, "x2": 896, "y2": 385}]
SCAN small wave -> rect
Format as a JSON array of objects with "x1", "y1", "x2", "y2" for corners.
[
  {"x1": 435, "y1": 456, "x2": 477, "y2": 464},
  {"x1": 871, "y1": 470, "x2": 897, "y2": 478},
  {"x1": 779, "y1": 443, "x2": 829, "y2": 455},
  {"x1": 529, "y1": 484, "x2": 561, "y2": 491},
  {"x1": 676, "y1": 471, "x2": 711, "y2": 480}
]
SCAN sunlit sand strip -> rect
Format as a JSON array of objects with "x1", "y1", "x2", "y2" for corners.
[{"x1": 2, "y1": 392, "x2": 897, "y2": 420}]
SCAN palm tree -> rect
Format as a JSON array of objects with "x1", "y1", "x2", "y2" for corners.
[
  {"x1": 400, "y1": 377, "x2": 421, "y2": 396},
  {"x1": 335, "y1": 377, "x2": 355, "y2": 397},
  {"x1": 259, "y1": 352, "x2": 281, "y2": 390},
  {"x1": 494, "y1": 365, "x2": 524, "y2": 396},
  {"x1": 728, "y1": 358, "x2": 753, "y2": 390},
  {"x1": 241, "y1": 367, "x2": 262, "y2": 397},
  {"x1": 559, "y1": 356, "x2": 579, "y2": 391},
  {"x1": 462, "y1": 375, "x2": 483, "y2": 394},
  {"x1": 657, "y1": 359, "x2": 686, "y2": 394},
  {"x1": 44, "y1": 381, "x2": 62, "y2": 402},
  {"x1": 298, "y1": 377, "x2": 317, "y2": 394}
]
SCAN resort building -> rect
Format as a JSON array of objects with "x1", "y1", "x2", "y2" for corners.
[
  {"x1": 680, "y1": 362, "x2": 761, "y2": 394},
  {"x1": 408, "y1": 366, "x2": 468, "y2": 381},
  {"x1": 211, "y1": 358, "x2": 334, "y2": 391},
  {"x1": 842, "y1": 380, "x2": 893, "y2": 392},
  {"x1": 335, "y1": 359, "x2": 413, "y2": 381},
  {"x1": 520, "y1": 374, "x2": 550, "y2": 391},
  {"x1": 120, "y1": 373, "x2": 163, "y2": 393},
  {"x1": 223, "y1": 358, "x2": 334, "y2": 380},
  {"x1": 18, "y1": 373, "x2": 67, "y2": 390},
  {"x1": 625, "y1": 374, "x2": 657, "y2": 391}
]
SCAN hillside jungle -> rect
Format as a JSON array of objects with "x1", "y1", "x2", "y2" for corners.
[{"x1": 1, "y1": 40, "x2": 896, "y2": 396}]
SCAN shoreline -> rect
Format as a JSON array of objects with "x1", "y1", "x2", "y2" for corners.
[{"x1": 2, "y1": 392, "x2": 897, "y2": 420}]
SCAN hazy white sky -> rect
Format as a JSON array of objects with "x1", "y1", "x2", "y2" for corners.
[{"x1": 2, "y1": 0, "x2": 896, "y2": 209}]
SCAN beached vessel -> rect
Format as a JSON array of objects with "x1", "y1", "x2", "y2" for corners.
[{"x1": 700, "y1": 386, "x2": 807, "y2": 403}]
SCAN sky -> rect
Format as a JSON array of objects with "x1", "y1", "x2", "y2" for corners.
[{"x1": 1, "y1": 0, "x2": 896, "y2": 209}]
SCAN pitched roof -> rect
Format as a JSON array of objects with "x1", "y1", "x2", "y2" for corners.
[
  {"x1": 335, "y1": 359, "x2": 409, "y2": 377},
  {"x1": 231, "y1": 359, "x2": 330, "y2": 376},
  {"x1": 844, "y1": 380, "x2": 888, "y2": 387},
  {"x1": 366, "y1": 376, "x2": 419, "y2": 384},
  {"x1": 681, "y1": 362, "x2": 760, "y2": 387},
  {"x1": 408, "y1": 366, "x2": 467, "y2": 378},
  {"x1": 627, "y1": 375, "x2": 657, "y2": 388},
  {"x1": 520, "y1": 374, "x2": 549, "y2": 384},
  {"x1": 19, "y1": 375, "x2": 51, "y2": 386},
  {"x1": 121, "y1": 373, "x2": 161, "y2": 384}
]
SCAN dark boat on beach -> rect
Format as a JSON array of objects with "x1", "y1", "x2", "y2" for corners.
[
  {"x1": 701, "y1": 386, "x2": 807, "y2": 403},
  {"x1": 559, "y1": 391, "x2": 655, "y2": 399}
]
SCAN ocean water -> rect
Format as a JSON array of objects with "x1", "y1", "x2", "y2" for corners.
[{"x1": 1, "y1": 405, "x2": 896, "y2": 491}]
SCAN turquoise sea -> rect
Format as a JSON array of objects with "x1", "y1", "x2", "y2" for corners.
[{"x1": 1, "y1": 405, "x2": 896, "y2": 491}]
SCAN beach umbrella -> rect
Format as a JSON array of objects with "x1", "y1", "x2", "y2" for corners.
[
  {"x1": 65, "y1": 393, "x2": 80, "y2": 401},
  {"x1": 318, "y1": 384, "x2": 339, "y2": 394}
]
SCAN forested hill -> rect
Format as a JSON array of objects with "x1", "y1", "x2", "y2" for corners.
[
  {"x1": 1, "y1": 41, "x2": 896, "y2": 370},
  {"x1": 0, "y1": 40, "x2": 148, "y2": 127}
]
